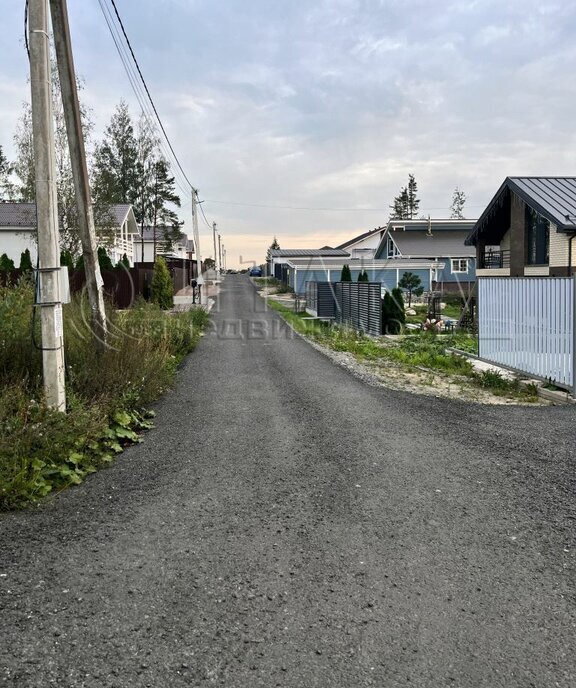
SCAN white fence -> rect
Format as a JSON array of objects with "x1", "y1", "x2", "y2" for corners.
[{"x1": 478, "y1": 277, "x2": 575, "y2": 391}]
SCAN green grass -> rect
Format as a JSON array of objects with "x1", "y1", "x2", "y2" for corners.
[
  {"x1": 268, "y1": 299, "x2": 537, "y2": 402},
  {"x1": 0, "y1": 280, "x2": 209, "y2": 509}
]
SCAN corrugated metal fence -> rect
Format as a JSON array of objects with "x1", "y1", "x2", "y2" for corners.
[
  {"x1": 478, "y1": 277, "x2": 575, "y2": 390},
  {"x1": 335, "y1": 282, "x2": 382, "y2": 336}
]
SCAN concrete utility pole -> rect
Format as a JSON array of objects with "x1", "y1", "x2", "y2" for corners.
[
  {"x1": 192, "y1": 189, "x2": 204, "y2": 304},
  {"x1": 29, "y1": 0, "x2": 66, "y2": 410},
  {"x1": 212, "y1": 221, "x2": 218, "y2": 275},
  {"x1": 218, "y1": 233, "x2": 222, "y2": 275},
  {"x1": 49, "y1": 0, "x2": 107, "y2": 349}
]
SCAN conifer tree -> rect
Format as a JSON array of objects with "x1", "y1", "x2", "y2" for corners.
[
  {"x1": 340, "y1": 264, "x2": 352, "y2": 281},
  {"x1": 151, "y1": 256, "x2": 174, "y2": 310}
]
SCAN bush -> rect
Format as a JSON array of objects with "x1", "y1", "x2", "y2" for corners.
[
  {"x1": 0, "y1": 253, "x2": 15, "y2": 272},
  {"x1": 382, "y1": 289, "x2": 405, "y2": 334},
  {"x1": 19, "y1": 249, "x2": 33, "y2": 272},
  {"x1": 151, "y1": 256, "x2": 174, "y2": 310},
  {"x1": 340, "y1": 265, "x2": 352, "y2": 281},
  {"x1": 97, "y1": 247, "x2": 114, "y2": 271},
  {"x1": 0, "y1": 281, "x2": 209, "y2": 509}
]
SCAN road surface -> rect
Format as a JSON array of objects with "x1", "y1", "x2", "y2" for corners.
[{"x1": 1, "y1": 275, "x2": 575, "y2": 687}]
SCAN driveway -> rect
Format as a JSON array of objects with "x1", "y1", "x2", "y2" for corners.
[{"x1": 1, "y1": 274, "x2": 575, "y2": 687}]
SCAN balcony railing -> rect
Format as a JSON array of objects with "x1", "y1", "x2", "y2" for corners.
[{"x1": 480, "y1": 249, "x2": 510, "y2": 269}]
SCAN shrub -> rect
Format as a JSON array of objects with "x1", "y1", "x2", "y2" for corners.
[
  {"x1": 151, "y1": 256, "x2": 174, "y2": 310},
  {"x1": 0, "y1": 253, "x2": 15, "y2": 272},
  {"x1": 340, "y1": 264, "x2": 352, "y2": 281},
  {"x1": 19, "y1": 249, "x2": 33, "y2": 272},
  {"x1": 97, "y1": 247, "x2": 114, "y2": 271}
]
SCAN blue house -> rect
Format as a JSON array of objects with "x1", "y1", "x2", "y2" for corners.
[{"x1": 373, "y1": 218, "x2": 477, "y2": 294}]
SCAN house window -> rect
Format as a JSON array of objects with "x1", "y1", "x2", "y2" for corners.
[
  {"x1": 385, "y1": 237, "x2": 400, "y2": 258},
  {"x1": 525, "y1": 205, "x2": 549, "y2": 265},
  {"x1": 451, "y1": 258, "x2": 468, "y2": 273}
]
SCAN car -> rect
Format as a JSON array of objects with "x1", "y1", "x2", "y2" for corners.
[{"x1": 249, "y1": 267, "x2": 263, "y2": 277}]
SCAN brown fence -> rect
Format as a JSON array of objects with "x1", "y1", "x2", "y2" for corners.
[{"x1": 1, "y1": 258, "x2": 201, "y2": 309}]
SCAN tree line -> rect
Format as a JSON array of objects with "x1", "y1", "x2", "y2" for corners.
[{"x1": 0, "y1": 63, "x2": 182, "y2": 260}]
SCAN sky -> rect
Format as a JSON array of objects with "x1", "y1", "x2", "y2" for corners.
[{"x1": 2, "y1": 0, "x2": 576, "y2": 268}]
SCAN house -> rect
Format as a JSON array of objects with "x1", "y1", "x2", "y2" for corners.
[
  {"x1": 133, "y1": 225, "x2": 192, "y2": 263},
  {"x1": 280, "y1": 255, "x2": 445, "y2": 294},
  {"x1": 336, "y1": 227, "x2": 387, "y2": 260},
  {"x1": 465, "y1": 177, "x2": 576, "y2": 277},
  {"x1": 0, "y1": 201, "x2": 139, "y2": 266},
  {"x1": 373, "y1": 218, "x2": 477, "y2": 293},
  {"x1": 268, "y1": 248, "x2": 350, "y2": 282}
]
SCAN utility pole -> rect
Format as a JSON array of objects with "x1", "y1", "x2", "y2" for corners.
[
  {"x1": 191, "y1": 189, "x2": 204, "y2": 304},
  {"x1": 218, "y1": 233, "x2": 222, "y2": 275},
  {"x1": 49, "y1": 0, "x2": 107, "y2": 349},
  {"x1": 222, "y1": 244, "x2": 226, "y2": 272},
  {"x1": 29, "y1": 0, "x2": 66, "y2": 410},
  {"x1": 212, "y1": 221, "x2": 218, "y2": 275}
]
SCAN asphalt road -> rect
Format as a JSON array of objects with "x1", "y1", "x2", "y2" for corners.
[{"x1": 1, "y1": 274, "x2": 575, "y2": 687}]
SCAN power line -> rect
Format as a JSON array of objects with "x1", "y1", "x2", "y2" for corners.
[
  {"x1": 107, "y1": 0, "x2": 194, "y2": 191},
  {"x1": 96, "y1": 0, "x2": 191, "y2": 197},
  {"x1": 203, "y1": 199, "x2": 487, "y2": 212}
]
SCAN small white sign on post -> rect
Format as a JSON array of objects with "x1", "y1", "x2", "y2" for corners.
[{"x1": 54, "y1": 303, "x2": 64, "y2": 338}]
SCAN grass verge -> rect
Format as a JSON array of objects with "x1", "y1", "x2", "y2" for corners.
[
  {"x1": 267, "y1": 299, "x2": 538, "y2": 402},
  {"x1": 0, "y1": 280, "x2": 209, "y2": 510}
]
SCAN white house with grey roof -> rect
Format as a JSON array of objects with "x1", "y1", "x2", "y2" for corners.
[
  {"x1": 336, "y1": 226, "x2": 387, "y2": 259},
  {"x1": 133, "y1": 225, "x2": 192, "y2": 263},
  {"x1": 0, "y1": 201, "x2": 138, "y2": 266}
]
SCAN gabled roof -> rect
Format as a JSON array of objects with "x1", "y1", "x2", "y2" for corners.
[
  {"x1": 138, "y1": 225, "x2": 188, "y2": 245},
  {"x1": 389, "y1": 231, "x2": 475, "y2": 258},
  {"x1": 0, "y1": 201, "x2": 135, "y2": 229},
  {"x1": 0, "y1": 202, "x2": 36, "y2": 227},
  {"x1": 466, "y1": 177, "x2": 576, "y2": 246},
  {"x1": 270, "y1": 248, "x2": 350, "y2": 258},
  {"x1": 336, "y1": 227, "x2": 383, "y2": 249}
]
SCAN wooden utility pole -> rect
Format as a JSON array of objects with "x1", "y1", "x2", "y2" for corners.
[
  {"x1": 29, "y1": 0, "x2": 66, "y2": 410},
  {"x1": 49, "y1": 0, "x2": 107, "y2": 349}
]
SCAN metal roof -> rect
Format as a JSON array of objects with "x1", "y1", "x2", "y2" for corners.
[
  {"x1": 285, "y1": 257, "x2": 442, "y2": 268},
  {"x1": 138, "y1": 225, "x2": 189, "y2": 245},
  {"x1": 0, "y1": 201, "x2": 134, "y2": 229},
  {"x1": 0, "y1": 202, "x2": 36, "y2": 227},
  {"x1": 387, "y1": 231, "x2": 475, "y2": 258},
  {"x1": 466, "y1": 177, "x2": 576, "y2": 245},
  {"x1": 270, "y1": 248, "x2": 350, "y2": 257}
]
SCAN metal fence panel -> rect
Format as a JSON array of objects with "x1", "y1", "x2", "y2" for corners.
[
  {"x1": 333, "y1": 282, "x2": 381, "y2": 336},
  {"x1": 478, "y1": 277, "x2": 574, "y2": 389}
]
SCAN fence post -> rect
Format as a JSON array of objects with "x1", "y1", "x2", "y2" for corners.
[{"x1": 573, "y1": 276, "x2": 576, "y2": 398}]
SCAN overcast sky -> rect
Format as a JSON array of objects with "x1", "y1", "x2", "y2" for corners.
[{"x1": 2, "y1": 0, "x2": 576, "y2": 267}]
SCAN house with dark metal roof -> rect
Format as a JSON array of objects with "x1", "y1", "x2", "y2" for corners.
[
  {"x1": 465, "y1": 177, "x2": 576, "y2": 277},
  {"x1": 373, "y1": 218, "x2": 477, "y2": 293},
  {"x1": 0, "y1": 201, "x2": 138, "y2": 265}
]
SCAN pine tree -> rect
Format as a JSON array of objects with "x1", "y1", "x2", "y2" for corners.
[
  {"x1": 151, "y1": 256, "x2": 174, "y2": 310},
  {"x1": 450, "y1": 187, "x2": 466, "y2": 219},
  {"x1": 398, "y1": 271, "x2": 424, "y2": 307},
  {"x1": 340, "y1": 264, "x2": 352, "y2": 281},
  {"x1": 390, "y1": 174, "x2": 420, "y2": 219},
  {"x1": 266, "y1": 236, "x2": 280, "y2": 262},
  {"x1": 19, "y1": 249, "x2": 33, "y2": 272},
  {"x1": 147, "y1": 159, "x2": 182, "y2": 256}
]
